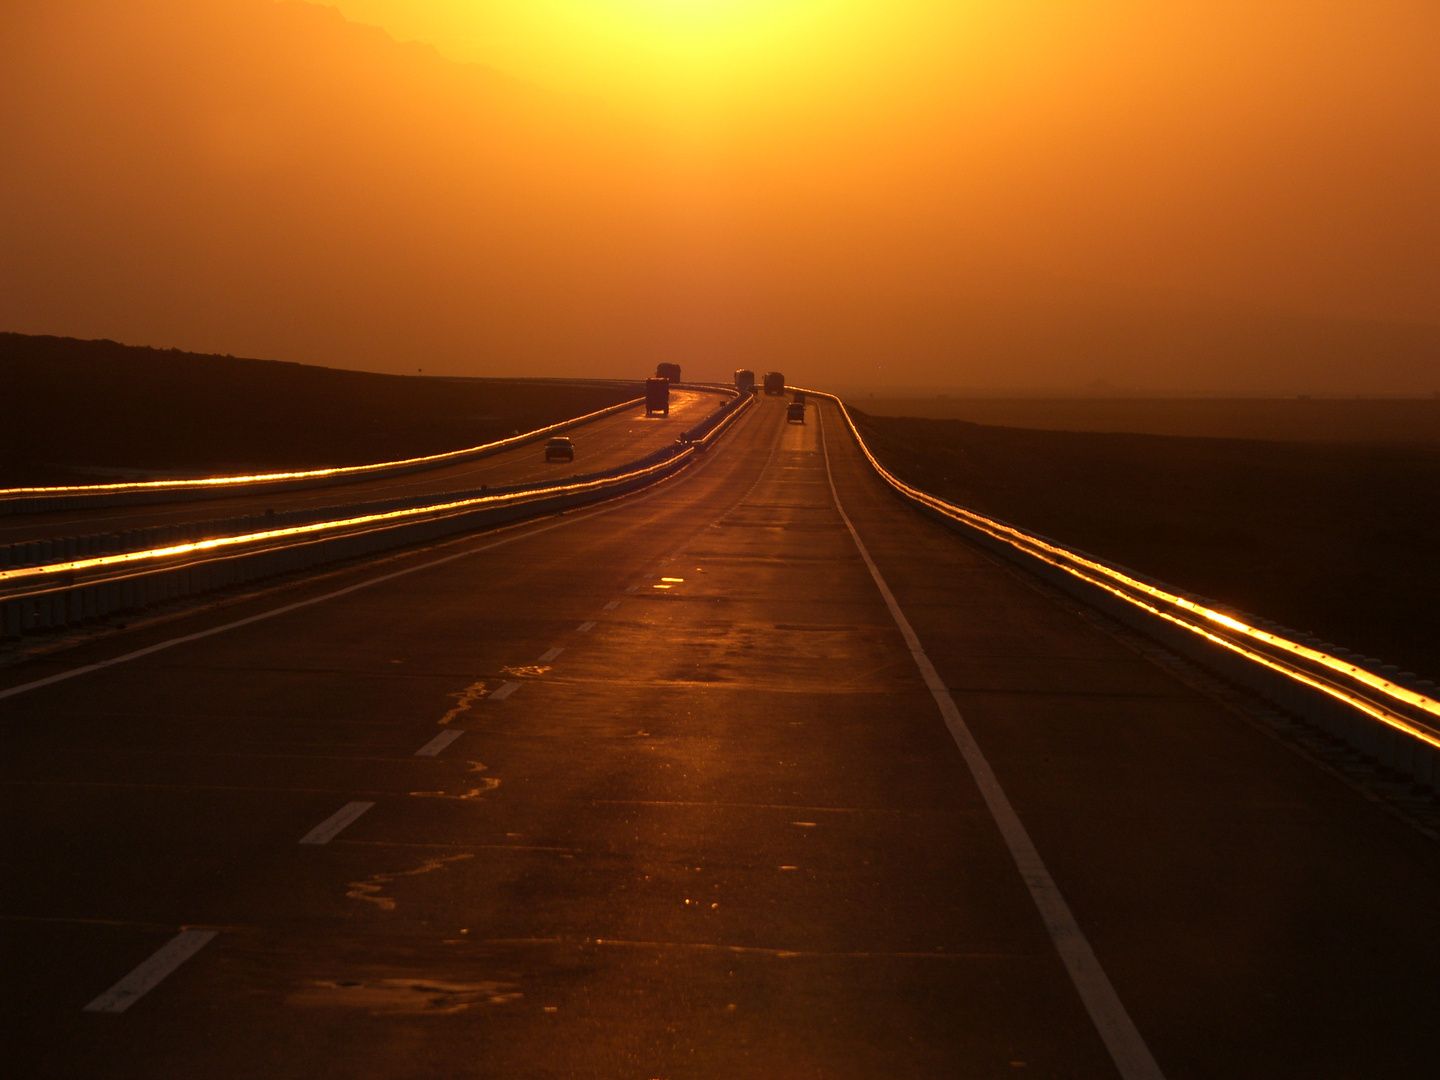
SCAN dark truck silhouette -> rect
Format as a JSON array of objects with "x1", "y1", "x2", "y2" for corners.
[
  {"x1": 655, "y1": 362, "x2": 681, "y2": 383},
  {"x1": 734, "y1": 369, "x2": 756, "y2": 393},
  {"x1": 645, "y1": 377, "x2": 670, "y2": 417},
  {"x1": 763, "y1": 371, "x2": 785, "y2": 395}
]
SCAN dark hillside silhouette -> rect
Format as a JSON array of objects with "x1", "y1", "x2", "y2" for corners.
[
  {"x1": 1, "y1": 333, "x2": 637, "y2": 486},
  {"x1": 853, "y1": 409, "x2": 1440, "y2": 681}
]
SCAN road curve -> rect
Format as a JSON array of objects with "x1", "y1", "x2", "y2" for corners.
[
  {"x1": 0, "y1": 388, "x2": 724, "y2": 546},
  {"x1": 4, "y1": 394, "x2": 1440, "y2": 1077}
]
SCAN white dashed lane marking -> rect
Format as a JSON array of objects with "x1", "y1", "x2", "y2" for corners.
[
  {"x1": 299, "y1": 801, "x2": 375, "y2": 845},
  {"x1": 415, "y1": 730, "x2": 464, "y2": 757},
  {"x1": 603, "y1": 601, "x2": 620, "y2": 611},
  {"x1": 538, "y1": 647, "x2": 565, "y2": 663},
  {"x1": 489, "y1": 681, "x2": 522, "y2": 701},
  {"x1": 84, "y1": 930, "x2": 218, "y2": 1013}
]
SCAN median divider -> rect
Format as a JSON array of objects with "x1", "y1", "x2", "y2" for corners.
[
  {"x1": 0, "y1": 389, "x2": 663, "y2": 516},
  {"x1": 804, "y1": 387, "x2": 1440, "y2": 793},
  {"x1": 0, "y1": 390, "x2": 754, "y2": 639}
]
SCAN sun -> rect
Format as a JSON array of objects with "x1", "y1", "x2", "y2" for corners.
[{"x1": 324, "y1": 0, "x2": 898, "y2": 128}]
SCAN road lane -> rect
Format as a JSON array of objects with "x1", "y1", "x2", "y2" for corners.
[
  {"x1": 0, "y1": 388, "x2": 723, "y2": 546},
  {"x1": 3, "y1": 394, "x2": 1440, "y2": 1077},
  {"x1": 815, "y1": 394, "x2": 1440, "y2": 1078},
  {"x1": 819, "y1": 407, "x2": 1163, "y2": 1080}
]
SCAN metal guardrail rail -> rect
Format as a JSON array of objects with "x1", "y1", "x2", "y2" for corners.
[
  {"x1": 802, "y1": 387, "x2": 1440, "y2": 792},
  {"x1": 0, "y1": 389, "x2": 753, "y2": 639},
  {"x1": 0, "y1": 385, "x2": 734, "y2": 568},
  {"x1": 0, "y1": 388, "x2": 674, "y2": 515}
]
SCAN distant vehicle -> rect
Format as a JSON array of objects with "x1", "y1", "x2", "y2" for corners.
[
  {"x1": 786, "y1": 401, "x2": 805, "y2": 423},
  {"x1": 544, "y1": 436, "x2": 574, "y2": 461},
  {"x1": 734, "y1": 369, "x2": 756, "y2": 393},
  {"x1": 763, "y1": 371, "x2": 785, "y2": 395},
  {"x1": 645, "y1": 377, "x2": 670, "y2": 417},
  {"x1": 792, "y1": 390, "x2": 806, "y2": 404},
  {"x1": 655, "y1": 362, "x2": 681, "y2": 383}
]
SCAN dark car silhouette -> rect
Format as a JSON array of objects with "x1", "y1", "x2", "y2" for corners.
[{"x1": 544, "y1": 437, "x2": 574, "y2": 462}]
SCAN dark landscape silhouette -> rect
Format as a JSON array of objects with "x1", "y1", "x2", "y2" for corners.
[
  {"x1": 0, "y1": 333, "x2": 636, "y2": 487},
  {"x1": 854, "y1": 408, "x2": 1440, "y2": 681}
]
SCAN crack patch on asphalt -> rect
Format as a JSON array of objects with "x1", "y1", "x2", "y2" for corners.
[
  {"x1": 346, "y1": 853, "x2": 475, "y2": 912},
  {"x1": 438, "y1": 679, "x2": 489, "y2": 725},
  {"x1": 288, "y1": 976, "x2": 519, "y2": 1013},
  {"x1": 410, "y1": 761, "x2": 501, "y2": 800}
]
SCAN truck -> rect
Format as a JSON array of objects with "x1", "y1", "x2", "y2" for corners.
[
  {"x1": 655, "y1": 362, "x2": 681, "y2": 383},
  {"x1": 734, "y1": 369, "x2": 756, "y2": 394},
  {"x1": 645, "y1": 377, "x2": 670, "y2": 417},
  {"x1": 763, "y1": 371, "x2": 785, "y2": 395}
]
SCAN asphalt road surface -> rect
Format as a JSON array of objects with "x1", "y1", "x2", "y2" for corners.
[
  {"x1": 4, "y1": 394, "x2": 1440, "y2": 1078},
  {"x1": 1, "y1": 389, "x2": 723, "y2": 547}
]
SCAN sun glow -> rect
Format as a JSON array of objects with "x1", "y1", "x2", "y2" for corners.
[{"x1": 317, "y1": 1, "x2": 1018, "y2": 139}]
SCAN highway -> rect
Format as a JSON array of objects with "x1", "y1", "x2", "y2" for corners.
[
  {"x1": 4, "y1": 394, "x2": 1440, "y2": 1078},
  {"x1": 0, "y1": 388, "x2": 723, "y2": 547}
]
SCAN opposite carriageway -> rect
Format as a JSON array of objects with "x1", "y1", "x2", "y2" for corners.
[{"x1": 0, "y1": 386, "x2": 744, "y2": 638}]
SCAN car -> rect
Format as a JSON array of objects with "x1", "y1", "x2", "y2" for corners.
[
  {"x1": 786, "y1": 401, "x2": 805, "y2": 423},
  {"x1": 544, "y1": 436, "x2": 574, "y2": 461}
]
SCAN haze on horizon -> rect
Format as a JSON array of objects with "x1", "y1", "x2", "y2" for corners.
[{"x1": 3, "y1": 0, "x2": 1437, "y2": 393}]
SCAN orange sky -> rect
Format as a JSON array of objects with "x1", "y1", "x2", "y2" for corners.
[{"x1": 2, "y1": 0, "x2": 1437, "y2": 391}]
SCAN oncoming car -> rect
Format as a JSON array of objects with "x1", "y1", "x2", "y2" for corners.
[{"x1": 544, "y1": 436, "x2": 574, "y2": 462}]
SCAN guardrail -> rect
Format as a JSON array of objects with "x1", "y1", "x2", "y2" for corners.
[
  {"x1": 0, "y1": 391, "x2": 754, "y2": 639},
  {"x1": 803, "y1": 387, "x2": 1440, "y2": 793},
  {"x1": 0, "y1": 388, "x2": 679, "y2": 516},
  {"x1": 0, "y1": 386, "x2": 740, "y2": 571}
]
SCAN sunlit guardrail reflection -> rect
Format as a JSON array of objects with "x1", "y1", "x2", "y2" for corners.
[
  {"x1": 0, "y1": 390, "x2": 753, "y2": 638},
  {"x1": 0, "y1": 391, "x2": 660, "y2": 515},
  {"x1": 798, "y1": 386, "x2": 1440, "y2": 785}
]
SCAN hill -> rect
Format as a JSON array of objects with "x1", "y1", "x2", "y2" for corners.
[{"x1": 1, "y1": 333, "x2": 637, "y2": 486}]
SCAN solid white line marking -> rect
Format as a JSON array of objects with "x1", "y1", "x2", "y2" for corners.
[
  {"x1": 538, "y1": 647, "x2": 564, "y2": 663},
  {"x1": 603, "y1": 601, "x2": 620, "y2": 611},
  {"x1": 576, "y1": 621, "x2": 596, "y2": 633},
  {"x1": 489, "y1": 681, "x2": 522, "y2": 701},
  {"x1": 818, "y1": 408, "x2": 1165, "y2": 1080},
  {"x1": 83, "y1": 929, "x2": 218, "y2": 1013},
  {"x1": 414, "y1": 730, "x2": 463, "y2": 757},
  {"x1": 299, "y1": 801, "x2": 375, "y2": 845}
]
